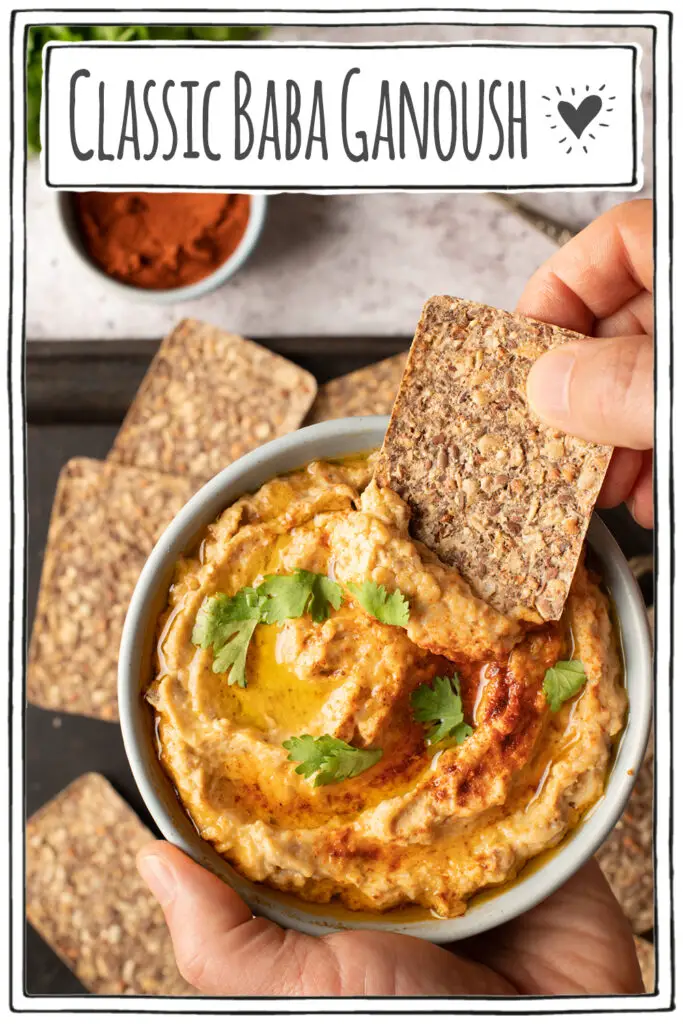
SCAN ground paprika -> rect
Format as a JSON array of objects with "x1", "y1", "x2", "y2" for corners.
[{"x1": 72, "y1": 191, "x2": 252, "y2": 290}]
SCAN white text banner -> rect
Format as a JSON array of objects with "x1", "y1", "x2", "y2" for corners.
[{"x1": 43, "y1": 42, "x2": 641, "y2": 192}]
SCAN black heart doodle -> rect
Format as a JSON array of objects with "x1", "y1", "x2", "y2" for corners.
[{"x1": 557, "y1": 95, "x2": 602, "y2": 139}]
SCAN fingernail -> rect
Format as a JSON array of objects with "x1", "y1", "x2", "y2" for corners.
[
  {"x1": 138, "y1": 853, "x2": 177, "y2": 908},
  {"x1": 627, "y1": 494, "x2": 644, "y2": 528},
  {"x1": 526, "y1": 348, "x2": 576, "y2": 424}
]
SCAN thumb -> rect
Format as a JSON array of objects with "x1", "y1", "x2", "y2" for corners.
[
  {"x1": 136, "y1": 840, "x2": 327, "y2": 996},
  {"x1": 526, "y1": 335, "x2": 653, "y2": 449}
]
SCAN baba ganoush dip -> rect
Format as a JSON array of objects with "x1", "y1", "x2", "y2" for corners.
[{"x1": 147, "y1": 454, "x2": 626, "y2": 918}]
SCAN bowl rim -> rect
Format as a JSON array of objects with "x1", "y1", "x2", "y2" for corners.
[
  {"x1": 118, "y1": 415, "x2": 652, "y2": 943},
  {"x1": 56, "y1": 191, "x2": 268, "y2": 304}
]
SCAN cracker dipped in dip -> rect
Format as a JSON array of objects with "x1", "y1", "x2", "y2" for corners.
[{"x1": 148, "y1": 451, "x2": 626, "y2": 918}]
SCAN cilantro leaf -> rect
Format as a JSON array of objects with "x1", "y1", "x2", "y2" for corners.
[
  {"x1": 225, "y1": 586, "x2": 266, "y2": 621},
  {"x1": 257, "y1": 572, "x2": 312, "y2": 623},
  {"x1": 283, "y1": 734, "x2": 382, "y2": 786},
  {"x1": 347, "y1": 580, "x2": 410, "y2": 627},
  {"x1": 192, "y1": 591, "x2": 262, "y2": 687},
  {"x1": 282, "y1": 734, "x2": 326, "y2": 776},
  {"x1": 542, "y1": 660, "x2": 587, "y2": 713},
  {"x1": 211, "y1": 619, "x2": 259, "y2": 687},
  {"x1": 191, "y1": 589, "x2": 263, "y2": 650},
  {"x1": 447, "y1": 721, "x2": 474, "y2": 746},
  {"x1": 192, "y1": 571, "x2": 343, "y2": 685},
  {"x1": 308, "y1": 574, "x2": 344, "y2": 623},
  {"x1": 257, "y1": 570, "x2": 343, "y2": 624},
  {"x1": 410, "y1": 674, "x2": 473, "y2": 746}
]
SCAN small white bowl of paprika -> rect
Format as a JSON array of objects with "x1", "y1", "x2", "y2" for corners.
[{"x1": 56, "y1": 190, "x2": 267, "y2": 303}]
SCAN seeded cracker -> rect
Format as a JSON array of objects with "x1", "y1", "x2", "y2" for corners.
[
  {"x1": 109, "y1": 319, "x2": 317, "y2": 483},
  {"x1": 375, "y1": 297, "x2": 613, "y2": 621},
  {"x1": 27, "y1": 459, "x2": 194, "y2": 720},
  {"x1": 26, "y1": 774, "x2": 196, "y2": 995},
  {"x1": 596, "y1": 729, "x2": 654, "y2": 934},
  {"x1": 305, "y1": 351, "x2": 409, "y2": 424},
  {"x1": 634, "y1": 937, "x2": 655, "y2": 994}
]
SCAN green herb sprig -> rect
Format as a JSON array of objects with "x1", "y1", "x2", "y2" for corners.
[
  {"x1": 347, "y1": 580, "x2": 410, "y2": 627},
  {"x1": 283, "y1": 734, "x2": 382, "y2": 787},
  {"x1": 542, "y1": 660, "x2": 587, "y2": 712},
  {"x1": 410, "y1": 673, "x2": 473, "y2": 747},
  {"x1": 192, "y1": 570, "x2": 343, "y2": 687}
]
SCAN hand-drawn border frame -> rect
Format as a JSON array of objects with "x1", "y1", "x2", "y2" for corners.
[{"x1": 5, "y1": 5, "x2": 674, "y2": 1018}]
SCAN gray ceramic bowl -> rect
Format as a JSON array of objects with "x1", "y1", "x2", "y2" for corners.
[
  {"x1": 119, "y1": 415, "x2": 652, "y2": 942},
  {"x1": 56, "y1": 191, "x2": 267, "y2": 303}
]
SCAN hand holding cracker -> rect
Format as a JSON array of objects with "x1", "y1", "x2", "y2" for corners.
[
  {"x1": 375, "y1": 297, "x2": 613, "y2": 622},
  {"x1": 520, "y1": 199, "x2": 653, "y2": 529}
]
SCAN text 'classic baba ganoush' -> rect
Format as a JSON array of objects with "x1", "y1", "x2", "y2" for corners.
[{"x1": 148, "y1": 454, "x2": 627, "y2": 918}]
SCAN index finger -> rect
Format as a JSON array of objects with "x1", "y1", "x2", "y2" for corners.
[{"x1": 516, "y1": 198, "x2": 653, "y2": 334}]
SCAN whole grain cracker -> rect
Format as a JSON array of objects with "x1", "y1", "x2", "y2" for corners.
[
  {"x1": 109, "y1": 319, "x2": 317, "y2": 483},
  {"x1": 596, "y1": 729, "x2": 654, "y2": 935},
  {"x1": 305, "y1": 351, "x2": 409, "y2": 424},
  {"x1": 27, "y1": 458, "x2": 194, "y2": 720},
  {"x1": 634, "y1": 936, "x2": 655, "y2": 994},
  {"x1": 375, "y1": 296, "x2": 613, "y2": 620},
  {"x1": 26, "y1": 773, "x2": 195, "y2": 995}
]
